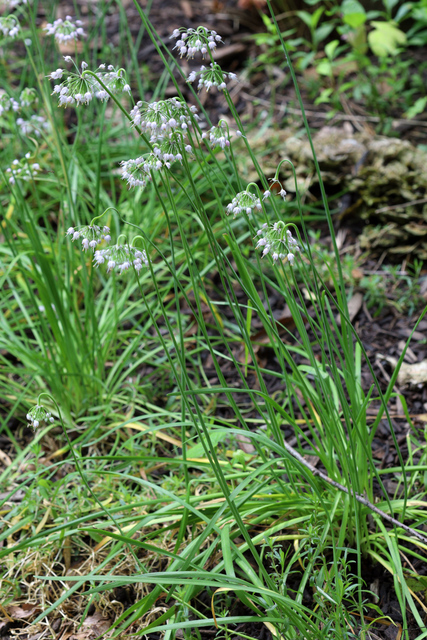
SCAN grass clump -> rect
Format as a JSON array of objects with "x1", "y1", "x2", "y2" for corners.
[{"x1": 0, "y1": 2, "x2": 426, "y2": 640}]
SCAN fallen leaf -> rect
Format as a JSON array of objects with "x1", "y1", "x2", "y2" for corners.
[
  {"x1": 82, "y1": 612, "x2": 112, "y2": 636},
  {"x1": 378, "y1": 355, "x2": 427, "y2": 387},
  {"x1": 337, "y1": 291, "x2": 363, "y2": 324},
  {"x1": 0, "y1": 449, "x2": 12, "y2": 467},
  {"x1": 180, "y1": 0, "x2": 193, "y2": 18},
  {"x1": 8, "y1": 603, "x2": 41, "y2": 620},
  {"x1": 237, "y1": 0, "x2": 266, "y2": 8},
  {"x1": 236, "y1": 433, "x2": 256, "y2": 454}
]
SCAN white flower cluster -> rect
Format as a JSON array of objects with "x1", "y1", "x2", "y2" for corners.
[
  {"x1": 50, "y1": 60, "x2": 130, "y2": 107},
  {"x1": 5, "y1": 0, "x2": 29, "y2": 6},
  {"x1": 66, "y1": 224, "x2": 111, "y2": 251},
  {"x1": 6, "y1": 153, "x2": 40, "y2": 185},
  {"x1": 170, "y1": 26, "x2": 222, "y2": 59},
  {"x1": 123, "y1": 99, "x2": 198, "y2": 189},
  {"x1": 202, "y1": 121, "x2": 230, "y2": 149},
  {"x1": 121, "y1": 138, "x2": 192, "y2": 188},
  {"x1": 0, "y1": 15, "x2": 20, "y2": 39},
  {"x1": 255, "y1": 221, "x2": 300, "y2": 265},
  {"x1": 120, "y1": 156, "x2": 163, "y2": 188},
  {"x1": 17, "y1": 115, "x2": 50, "y2": 137},
  {"x1": 226, "y1": 189, "x2": 262, "y2": 218},
  {"x1": 93, "y1": 244, "x2": 149, "y2": 275},
  {"x1": 27, "y1": 404, "x2": 54, "y2": 430},
  {"x1": 19, "y1": 87, "x2": 39, "y2": 108},
  {"x1": 187, "y1": 63, "x2": 237, "y2": 92},
  {"x1": 44, "y1": 15, "x2": 85, "y2": 44},
  {"x1": 130, "y1": 98, "x2": 198, "y2": 140},
  {"x1": 0, "y1": 95, "x2": 20, "y2": 116},
  {"x1": 0, "y1": 89, "x2": 38, "y2": 117}
]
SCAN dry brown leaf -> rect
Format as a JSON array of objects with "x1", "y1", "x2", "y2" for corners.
[
  {"x1": 82, "y1": 612, "x2": 112, "y2": 637},
  {"x1": 8, "y1": 603, "x2": 41, "y2": 620},
  {"x1": 337, "y1": 292, "x2": 363, "y2": 325},
  {"x1": 237, "y1": 0, "x2": 266, "y2": 8},
  {"x1": 236, "y1": 433, "x2": 256, "y2": 454},
  {"x1": 180, "y1": 0, "x2": 193, "y2": 18},
  {"x1": 0, "y1": 449, "x2": 12, "y2": 467},
  {"x1": 62, "y1": 536, "x2": 72, "y2": 572}
]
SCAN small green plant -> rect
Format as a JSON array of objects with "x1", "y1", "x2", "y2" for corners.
[
  {"x1": 361, "y1": 260, "x2": 424, "y2": 316},
  {"x1": 253, "y1": 0, "x2": 427, "y2": 123}
]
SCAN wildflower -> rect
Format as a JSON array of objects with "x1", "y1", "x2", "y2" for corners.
[
  {"x1": 0, "y1": 95, "x2": 20, "y2": 116},
  {"x1": 186, "y1": 63, "x2": 237, "y2": 92},
  {"x1": 16, "y1": 115, "x2": 50, "y2": 137},
  {"x1": 202, "y1": 121, "x2": 230, "y2": 149},
  {"x1": 49, "y1": 59, "x2": 130, "y2": 108},
  {"x1": 226, "y1": 189, "x2": 262, "y2": 218},
  {"x1": 130, "y1": 98, "x2": 198, "y2": 142},
  {"x1": 263, "y1": 190, "x2": 271, "y2": 200},
  {"x1": 94, "y1": 65, "x2": 131, "y2": 97},
  {"x1": 268, "y1": 176, "x2": 287, "y2": 200},
  {"x1": 0, "y1": 15, "x2": 20, "y2": 39},
  {"x1": 44, "y1": 15, "x2": 86, "y2": 44},
  {"x1": 66, "y1": 224, "x2": 111, "y2": 251},
  {"x1": 170, "y1": 26, "x2": 223, "y2": 59},
  {"x1": 27, "y1": 404, "x2": 54, "y2": 430},
  {"x1": 49, "y1": 69, "x2": 63, "y2": 80},
  {"x1": 6, "y1": 154, "x2": 40, "y2": 185},
  {"x1": 19, "y1": 87, "x2": 38, "y2": 108},
  {"x1": 120, "y1": 152, "x2": 171, "y2": 188},
  {"x1": 93, "y1": 243, "x2": 149, "y2": 275},
  {"x1": 254, "y1": 221, "x2": 300, "y2": 265}
]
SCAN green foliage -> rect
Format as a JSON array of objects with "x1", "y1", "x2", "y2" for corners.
[
  {"x1": 251, "y1": 0, "x2": 427, "y2": 125},
  {"x1": 0, "y1": 2, "x2": 426, "y2": 640}
]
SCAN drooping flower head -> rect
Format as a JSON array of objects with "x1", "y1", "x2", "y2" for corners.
[
  {"x1": 226, "y1": 188, "x2": 262, "y2": 219},
  {"x1": 130, "y1": 98, "x2": 198, "y2": 142},
  {"x1": 50, "y1": 59, "x2": 130, "y2": 107},
  {"x1": 6, "y1": 153, "x2": 40, "y2": 185},
  {"x1": 27, "y1": 404, "x2": 54, "y2": 430},
  {"x1": 19, "y1": 87, "x2": 39, "y2": 108},
  {"x1": 255, "y1": 221, "x2": 300, "y2": 265},
  {"x1": 187, "y1": 63, "x2": 237, "y2": 93},
  {"x1": 17, "y1": 115, "x2": 50, "y2": 137},
  {"x1": 66, "y1": 224, "x2": 111, "y2": 251},
  {"x1": 120, "y1": 155, "x2": 164, "y2": 189},
  {"x1": 170, "y1": 26, "x2": 223, "y2": 59},
  {"x1": 0, "y1": 95, "x2": 20, "y2": 116},
  {"x1": 202, "y1": 121, "x2": 231, "y2": 150},
  {"x1": 121, "y1": 134, "x2": 192, "y2": 189},
  {"x1": 93, "y1": 242, "x2": 149, "y2": 275},
  {"x1": 44, "y1": 15, "x2": 85, "y2": 44},
  {"x1": 0, "y1": 15, "x2": 20, "y2": 39}
]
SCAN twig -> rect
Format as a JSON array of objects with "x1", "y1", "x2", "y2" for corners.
[
  {"x1": 282, "y1": 438, "x2": 427, "y2": 545},
  {"x1": 239, "y1": 91, "x2": 427, "y2": 127},
  {"x1": 375, "y1": 197, "x2": 427, "y2": 214}
]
